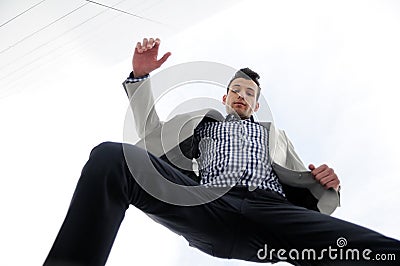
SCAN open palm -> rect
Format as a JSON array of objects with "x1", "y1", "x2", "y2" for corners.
[{"x1": 132, "y1": 38, "x2": 171, "y2": 77}]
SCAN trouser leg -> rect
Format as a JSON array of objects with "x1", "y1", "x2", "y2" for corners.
[
  {"x1": 44, "y1": 142, "x2": 138, "y2": 266},
  {"x1": 230, "y1": 189, "x2": 400, "y2": 265},
  {"x1": 44, "y1": 141, "x2": 399, "y2": 266},
  {"x1": 43, "y1": 142, "x2": 238, "y2": 266}
]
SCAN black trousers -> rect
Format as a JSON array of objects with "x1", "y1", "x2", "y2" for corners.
[{"x1": 44, "y1": 142, "x2": 400, "y2": 266}]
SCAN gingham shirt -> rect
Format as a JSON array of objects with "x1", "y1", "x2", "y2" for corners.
[
  {"x1": 124, "y1": 74, "x2": 285, "y2": 196},
  {"x1": 195, "y1": 114, "x2": 285, "y2": 197}
]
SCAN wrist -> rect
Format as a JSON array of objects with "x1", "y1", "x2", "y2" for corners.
[
  {"x1": 126, "y1": 71, "x2": 150, "y2": 83},
  {"x1": 132, "y1": 70, "x2": 148, "y2": 78}
]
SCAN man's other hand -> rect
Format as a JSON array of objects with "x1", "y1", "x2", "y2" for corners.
[
  {"x1": 132, "y1": 37, "x2": 171, "y2": 77},
  {"x1": 309, "y1": 164, "x2": 340, "y2": 191}
]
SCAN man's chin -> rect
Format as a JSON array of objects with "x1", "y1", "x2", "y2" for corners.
[
  {"x1": 234, "y1": 109, "x2": 248, "y2": 118},
  {"x1": 226, "y1": 106, "x2": 250, "y2": 119}
]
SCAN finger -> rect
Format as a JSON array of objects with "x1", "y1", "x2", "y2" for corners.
[
  {"x1": 136, "y1": 42, "x2": 143, "y2": 53},
  {"x1": 322, "y1": 179, "x2": 340, "y2": 190},
  {"x1": 319, "y1": 173, "x2": 337, "y2": 186},
  {"x1": 155, "y1": 38, "x2": 160, "y2": 45},
  {"x1": 142, "y1": 38, "x2": 148, "y2": 51},
  {"x1": 311, "y1": 164, "x2": 328, "y2": 176},
  {"x1": 315, "y1": 168, "x2": 334, "y2": 181},
  {"x1": 157, "y1": 52, "x2": 171, "y2": 66},
  {"x1": 148, "y1": 38, "x2": 155, "y2": 49},
  {"x1": 308, "y1": 164, "x2": 315, "y2": 171}
]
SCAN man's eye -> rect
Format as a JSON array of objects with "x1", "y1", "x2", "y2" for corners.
[{"x1": 246, "y1": 92, "x2": 254, "y2": 97}]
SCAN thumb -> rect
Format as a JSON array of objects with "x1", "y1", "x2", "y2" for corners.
[
  {"x1": 157, "y1": 52, "x2": 171, "y2": 67},
  {"x1": 308, "y1": 164, "x2": 315, "y2": 171}
]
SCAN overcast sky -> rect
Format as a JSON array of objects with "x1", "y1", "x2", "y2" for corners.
[{"x1": 1, "y1": 0, "x2": 400, "y2": 265}]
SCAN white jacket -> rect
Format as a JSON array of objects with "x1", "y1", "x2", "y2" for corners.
[{"x1": 123, "y1": 78, "x2": 340, "y2": 215}]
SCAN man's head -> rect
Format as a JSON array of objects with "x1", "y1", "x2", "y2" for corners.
[{"x1": 222, "y1": 67, "x2": 261, "y2": 119}]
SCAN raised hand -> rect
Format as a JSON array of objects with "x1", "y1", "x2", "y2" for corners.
[{"x1": 132, "y1": 37, "x2": 171, "y2": 77}]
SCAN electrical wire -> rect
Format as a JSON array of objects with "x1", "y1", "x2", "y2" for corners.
[
  {"x1": 84, "y1": 0, "x2": 164, "y2": 25},
  {"x1": 0, "y1": 0, "x2": 167, "y2": 58},
  {"x1": 0, "y1": 0, "x2": 48, "y2": 29},
  {"x1": 0, "y1": 0, "x2": 131, "y2": 73},
  {"x1": 0, "y1": 0, "x2": 171, "y2": 92},
  {"x1": 0, "y1": 2, "x2": 89, "y2": 54},
  {"x1": 0, "y1": 0, "x2": 146, "y2": 74},
  {"x1": 0, "y1": 0, "x2": 167, "y2": 90}
]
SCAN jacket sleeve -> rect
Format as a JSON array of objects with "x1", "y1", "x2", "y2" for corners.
[
  {"x1": 275, "y1": 129, "x2": 341, "y2": 214},
  {"x1": 122, "y1": 78, "x2": 162, "y2": 139},
  {"x1": 271, "y1": 127, "x2": 308, "y2": 172},
  {"x1": 281, "y1": 130, "x2": 308, "y2": 171}
]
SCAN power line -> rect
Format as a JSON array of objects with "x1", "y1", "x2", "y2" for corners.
[
  {"x1": 0, "y1": 2, "x2": 115, "y2": 78},
  {"x1": 0, "y1": 0, "x2": 167, "y2": 56},
  {"x1": 0, "y1": 2, "x2": 89, "y2": 54},
  {"x1": 0, "y1": 0, "x2": 48, "y2": 29},
  {"x1": 0, "y1": 0, "x2": 157, "y2": 86},
  {"x1": 0, "y1": 0, "x2": 133, "y2": 74},
  {"x1": 0, "y1": 0, "x2": 171, "y2": 90},
  {"x1": 84, "y1": 0, "x2": 165, "y2": 25},
  {"x1": 0, "y1": 0, "x2": 168, "y2": 71}
]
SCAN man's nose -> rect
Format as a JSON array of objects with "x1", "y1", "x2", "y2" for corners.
[{"x1": 235, "y1": 91, "x2": 245, "y2": 99}]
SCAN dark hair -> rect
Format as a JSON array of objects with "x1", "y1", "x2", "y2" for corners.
[{"x1": 227, "y1": 67, "x2": 261, "y2": 100}]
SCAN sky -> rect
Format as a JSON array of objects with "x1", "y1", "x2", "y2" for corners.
[{"x1": 1, "y1": 0, "x2": 400, "y2": 265}]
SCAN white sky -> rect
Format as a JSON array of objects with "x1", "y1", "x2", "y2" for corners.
[{"x1": 1, "y1": 0, "x2": 400, "y2": 265}]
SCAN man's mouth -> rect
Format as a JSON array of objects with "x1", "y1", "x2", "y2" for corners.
[{"x1": 233, "y1": 102, "x2": 246, "y2": 107}]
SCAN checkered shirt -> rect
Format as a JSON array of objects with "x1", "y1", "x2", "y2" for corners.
[{"x1": 194, "y1": 114, "x2": 285, "y2": 196}]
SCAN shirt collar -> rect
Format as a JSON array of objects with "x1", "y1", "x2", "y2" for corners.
[{"x1": 224, "y1": 113, "x2": 257, "y2": 123}]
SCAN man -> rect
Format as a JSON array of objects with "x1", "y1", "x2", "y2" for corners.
[{"x1": 44, "y1": 38, "x2": 399, "y2": 265}]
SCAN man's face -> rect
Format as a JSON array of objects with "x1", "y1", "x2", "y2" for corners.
[{"x1": 222, "y1": 78, "x2": 260, "y2": 119}]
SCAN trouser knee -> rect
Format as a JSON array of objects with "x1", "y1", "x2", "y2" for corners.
[
  {"x1": 77, "y1": 142, "x2": 130, "y2": 201},
  {"x1": 83, "y1": 142, "x2": 150, "y2": 202},
  {"x1": 89, "y1": 141, "x2": 123, "y2": 163}
]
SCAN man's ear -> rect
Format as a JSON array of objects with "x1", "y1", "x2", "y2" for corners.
[
  {"x1": 254, "y1": 102, "x2": 260, "y2": 112},
  {"x1": 222, "y1": 94, "x2": 227, "y2": 105}
]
